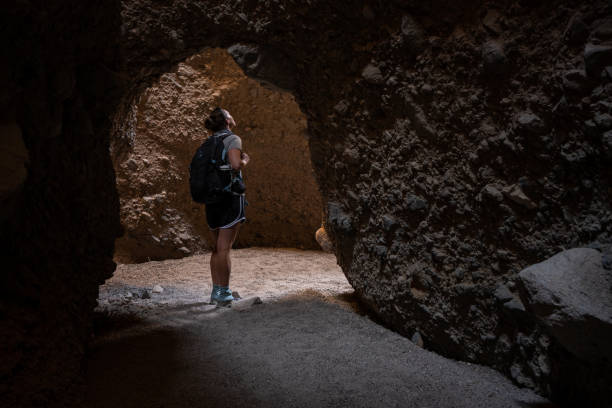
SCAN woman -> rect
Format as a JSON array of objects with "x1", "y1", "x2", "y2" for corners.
[{"x1": 204, "y1": 107, "x2": 249, "y2": 305}]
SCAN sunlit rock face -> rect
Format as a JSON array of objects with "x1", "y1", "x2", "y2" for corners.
[
  {"x1": 112, "y1": 48, "x2": 322, "y2": 263},
  {"x1": 3, "y1": 0, "x2": 611, "y2": 406}
]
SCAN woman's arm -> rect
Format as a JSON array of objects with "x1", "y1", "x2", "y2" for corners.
[{"x1": 228, "y1": 148, "x2": 249, "y2": 170}]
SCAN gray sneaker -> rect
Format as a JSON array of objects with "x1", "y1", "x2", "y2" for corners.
[{"x1": 210, "y1": 286, "x2": 234, "y2": 306}]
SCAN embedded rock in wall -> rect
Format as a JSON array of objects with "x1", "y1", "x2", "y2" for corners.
[
  {"x1": 519, "y1": 248, "x2": 612, "y2": 363},
  {"x1": 113, "y1": 48, "x2": 322, "y2": 263},
  {"x1": 518, "y1": 247, "x2": 612, "y2": 404}
]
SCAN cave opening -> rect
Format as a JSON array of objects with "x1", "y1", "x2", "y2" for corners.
[
  {"x1": 111, "y1": 48, "x2": 328, "y2": 264},
  {"x1": 5, "y1": 1, "x2": 611, "y2": 407}
]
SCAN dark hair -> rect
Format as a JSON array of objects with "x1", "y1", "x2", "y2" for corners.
[{"x1": 205, "y1": 107, "x2": 228, "y2": 132}]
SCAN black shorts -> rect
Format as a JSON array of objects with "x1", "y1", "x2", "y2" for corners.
[{"x1": 205, "y1": 194, "x2": 246, "y2": 230}]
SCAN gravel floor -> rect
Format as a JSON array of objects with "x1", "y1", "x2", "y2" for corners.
[{"x1": 87, "y1": 248, "x2": 552, "y2": 408}]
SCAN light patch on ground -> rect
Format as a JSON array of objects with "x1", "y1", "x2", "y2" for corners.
[{"x1": 98, "y1": 248, "x2": 353, "y2": 316}]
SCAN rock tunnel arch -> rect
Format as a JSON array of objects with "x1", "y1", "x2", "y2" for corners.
[
  {"x1": 112, "y1": 47, "x2": 324, "y2": 263},
  {"x1": 3, "y1": 1, "x2": 611, "y2": 407}
]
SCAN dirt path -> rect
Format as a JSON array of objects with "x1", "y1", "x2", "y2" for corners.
[{"x1": 87, "y1": 248, "x2": 551, "y2": 408}]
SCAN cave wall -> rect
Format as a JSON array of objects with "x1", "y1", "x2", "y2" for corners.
[
  {"x1": 0, "y1": 1, "x2": 124, "y2": 407},
  {"x1": 113, "y1": 48, "x2": 322, "y2": 263},
  {"x1": 119, "y1": 1, "x2": 611, "y2": 405},
  {"x1": 2, "y1": 0, "x2": 611, "y2": 407}
]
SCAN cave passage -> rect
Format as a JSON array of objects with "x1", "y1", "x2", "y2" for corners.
[
  {"x1": 112, "y1": 48, "x2": 325, "y2": 264},
  {"x1": 5, "y1": 2, "x2": 612, "y2": 407}
]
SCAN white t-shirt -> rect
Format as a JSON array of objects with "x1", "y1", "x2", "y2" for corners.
[{"x1": 223, "y1": 134, "x2": 242, "y2": 153}]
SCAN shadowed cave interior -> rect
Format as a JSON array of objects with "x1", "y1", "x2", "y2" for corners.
[{"x1": 1, "y1": 1, "x2": 612, "y2": 408}]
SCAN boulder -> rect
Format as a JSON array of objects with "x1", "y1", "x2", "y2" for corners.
[
  {"x1": 315, "y1": 226, "x2": 334, "y2": 252},
  {"x1": 518, "y1": 248, "x2": 612, "y2": 363}
]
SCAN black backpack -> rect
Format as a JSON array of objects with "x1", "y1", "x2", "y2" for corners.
[{"x1": 189, "y1": 131, "x2": 232, "y2": 204}]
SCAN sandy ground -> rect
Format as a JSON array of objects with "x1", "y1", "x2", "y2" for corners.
[{"x1": 87, "y1": 248, "x2": 552, "y2": 408}]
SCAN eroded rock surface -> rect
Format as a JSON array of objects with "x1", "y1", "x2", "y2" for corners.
[
  {"x1": 113, "y1": 49, "x2": 322, "y2": 262},
  {"x1": 3, "y1": 1, "x2": 612, "y2": 407}
]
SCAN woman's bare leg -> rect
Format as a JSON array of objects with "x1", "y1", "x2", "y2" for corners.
[
  {"x1": 210, "y1": 224, "x2": 241, "y2": 287},
  {"x1": 209, "y1": 229, "x2": 220, "y2": 285}
]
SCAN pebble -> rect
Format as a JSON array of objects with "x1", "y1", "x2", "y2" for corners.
[
  {"x1": 126, "y1": 158, "x2": 138, "y2": 171},
  {"x1": 232, "y1": 296, "x2": 263, "y2": 311},
  {"x1": 152, "y1": 285, "x2": 164, "y2": 293},
  {"x1": 411, "y1": 331, "x2": 424, "y2": 348}
]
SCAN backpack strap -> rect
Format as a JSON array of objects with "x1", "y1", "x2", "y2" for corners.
[
  {"x1": 219, "y1": 132, "x2": 234, "y2": 164},
  {"x1": 210, "y1": 130, "x2": 233, "y2": 166}
]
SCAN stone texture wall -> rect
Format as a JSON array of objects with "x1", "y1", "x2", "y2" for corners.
[
  {"x1": 0, "y1": 2, "x2": 124, "y2": 407},
  {"x1": 113, "y1": 48, "x2": 322, "y2": 263}
]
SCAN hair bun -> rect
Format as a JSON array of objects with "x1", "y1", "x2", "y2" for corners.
[
  {"x1": 205, "y1": 107, "x2": 229, "y2": 132},
  {"x1": 204, "y1": 117, "x2": 215, "y2": 130}
]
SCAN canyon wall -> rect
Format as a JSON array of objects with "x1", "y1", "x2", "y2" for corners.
[{"x1": 113, "y1": 48, "x2": 322, "y2": 263}]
